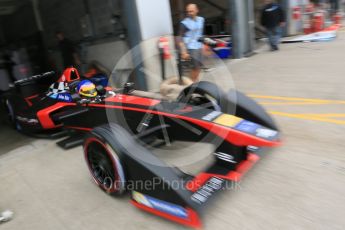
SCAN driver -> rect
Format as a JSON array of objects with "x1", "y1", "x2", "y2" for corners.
[{"x1": 76, "y1": 80, "x2": 100, "y2": 103}]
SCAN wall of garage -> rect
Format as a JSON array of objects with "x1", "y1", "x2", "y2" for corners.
[
  {"x1": 0, "y1": 0, "x2": 129, "y2": 76},
  {"x1": 0, "y1": 3, "x2": 38, "y2": 42},
  {"x1": 38, "y1": 0, "x2": 125, "y2": 47},
  {"x1": 38, "y1": 0, "x2": 129, "y2": 73}
]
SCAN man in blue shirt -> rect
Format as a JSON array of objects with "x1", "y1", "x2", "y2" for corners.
[{"x1": 179, "y1": 4, "x2": 205, "y2": 82}]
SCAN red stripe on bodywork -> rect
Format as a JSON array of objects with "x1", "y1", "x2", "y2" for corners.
[
  {"x1": 186, "y1": 153, "x2": 260, "y2": 192},
  {"x1": 24, "y1": 94, "x2": 39, "y2": 106},
  {"x1": 37, "y1": 102, "x2": 75, "y2": 129},
  {"x1": 105, "y1": 94, "x2": 160, "y2": 107},
  {"x1": 65, "y1": 126, "x2": 92, "y2": 132},
  {"x1": 88, "y1": 103, "x2": 281, "y2": 147},
  {"x1": 130, "y1": 200, "x2": 202, "y2": 228}
]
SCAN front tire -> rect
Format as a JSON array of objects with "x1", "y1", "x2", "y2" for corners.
[{"x1": 84, "y1": 125, "x2": 127, "y2": 196}]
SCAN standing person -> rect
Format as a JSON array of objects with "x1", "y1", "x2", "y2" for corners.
[
  {"x1": 261, "y1": 0, "x2": 285, "y2": 51},
  {"x1": 56, "y1": 31, "x2": 81, "y2": 69},
  {"x1": 330, "y1": 0, "x2": 339, "y2": 15},
  {"x1": 179, "y1": 3, "x2": 205, "y2": 82}
]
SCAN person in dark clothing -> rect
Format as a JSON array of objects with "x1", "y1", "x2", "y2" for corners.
[
  {"x1": 56, "y1": 31, "x2": 80, "y2": 68},
  {"x1": 261, "y1": 0, "x2": 285, "y2": 51},
  {"x1": 2, "y1": 53, "x2": 16, "y2": 84},
  {"x1": 330, "y1": 0, "x2": 339, "y2": 15}
]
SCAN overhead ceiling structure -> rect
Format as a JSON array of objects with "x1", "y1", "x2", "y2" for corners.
[{"x1": 0, "y1": 0, "x2": 26, "y2": 15}]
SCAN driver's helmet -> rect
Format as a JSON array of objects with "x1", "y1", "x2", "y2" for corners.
[{"x1": 77, "y1": 80, "x2": 97, "y2": 97}]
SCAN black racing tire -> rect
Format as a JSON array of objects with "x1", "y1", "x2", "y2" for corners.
[
  {"x1": 83, "y1": 124, "x2": 127, "y2": 196},
  {"x1": 177, "y1": 81, "x2": 278, "y2": 130}
]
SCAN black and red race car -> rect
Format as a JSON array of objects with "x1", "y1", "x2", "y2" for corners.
[{"x1": 2, "y1": 68, "x2": 281, "y2": 228}]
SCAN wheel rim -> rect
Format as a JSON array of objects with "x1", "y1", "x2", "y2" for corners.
[{"x1": 86, "y1": 140, "x2": 118, "y2": 192}]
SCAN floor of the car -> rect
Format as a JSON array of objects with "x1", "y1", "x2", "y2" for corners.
[{"x1": 150, "y1": 140, "x2": 215, "y2": 176}]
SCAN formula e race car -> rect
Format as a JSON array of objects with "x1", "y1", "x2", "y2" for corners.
[{"x1": 2, "y1": 68, "x2": 281, "y2": 228}]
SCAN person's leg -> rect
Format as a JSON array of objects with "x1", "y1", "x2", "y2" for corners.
[
  {"x1": 274, "y1": 26, "x2": 283, "y2": 50},
  {"x1": 266, "y1": 28, "x2": 275, "y2": 50},
  {"x1": 189, "y1": 49, "x2": 202, "y2": 82}
]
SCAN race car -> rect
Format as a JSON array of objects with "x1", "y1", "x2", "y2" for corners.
[{"x1": 2, "y1": 68, "x2": 281, "y2": 228}]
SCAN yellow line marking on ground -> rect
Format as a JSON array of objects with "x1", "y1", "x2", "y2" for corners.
[
  {"x1": 269, "y1": 111, "x2": 345, "y2": 125},
  {"x1": 249, "y1": 94, "x2": 345, "y2": 104},
  {"x1": 259, "y1": 102, "x2": 330, "y2": 106},
  {"x1": 299, "y1": 114, "x2": 345, "y2": 118}
]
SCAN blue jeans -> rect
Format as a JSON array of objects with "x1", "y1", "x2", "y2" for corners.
[{"x1": 267, "y1": 26, "x2": 282, "y2": 49}]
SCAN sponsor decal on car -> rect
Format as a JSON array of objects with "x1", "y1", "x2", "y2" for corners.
[
  {"x1": 213, "y1": 114, "x2": 242, "y2": 127},
  {"x1": 235, "y1": 120, "x2": 261, "y2": 134},
  {"x1": 214, "y1": 152, "x2": 237, "y2": 163},
  {"x1": 132, "y1": 191, "x2": 188, "y2": 219},
  {"x1": 191, "y1": 177, "x2": 225, "y2": 204},
  {"x1": 48, "y1": 93, "x2": 58, "y2": 99},
  {"x1": 256, "y1": 128, "x2": 278, "y2": 139},
  {"x1": 49, "y1": 93, "x2": 72, "y2": 102},
  {"x1": 235, "y1": 121, "x2": 278, "y2": 139},
  {"x1": 16, "y1": 116, "x2": 39, "y2": 125},
  {"x1": 247, "y1": 145, "x2": 260, "y2": 152},
  {"x1": 202, "y1": 111, "x2": 222, "y2": 121},
  {"x1": 57, "y1": 93, "x2": 73, "y2": 102}
]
